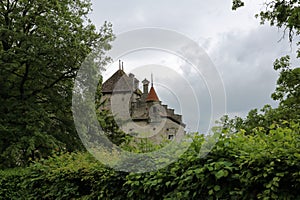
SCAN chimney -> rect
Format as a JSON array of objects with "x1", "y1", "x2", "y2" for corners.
[
  {"x1": 129, "y1": 73, "x2": 136, "y2": 90},
  {"x1": 122, "y1": 62, "x2": 124, "y2": 71},
  {"x1": 134, "y1": 78, "x2": 139, "y2": 90},
  {"x1": 129, "y1": 73, "x2": 134, "y2": 78},
  {"x1": 119, "y1": 60, "x2": 121, "y2": 70},
  {"x1": 142, "y1": 79, "x2": 150, "y2": 94}
]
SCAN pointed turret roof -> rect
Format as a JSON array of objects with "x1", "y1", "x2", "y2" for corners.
[
  {"x1": 146, "y1": 86, "x2": 159, "y2": 102},
  {"x1": 146, "y1": 73, "x2": 159, "y2": 102}
]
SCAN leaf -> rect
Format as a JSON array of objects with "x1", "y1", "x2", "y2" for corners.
[
  {"x1": 215, "y1": 170, "x2": 228, "y2": 180},
  {"x1": 214, "y1": 185, "x2": 221, "y2": 191}
]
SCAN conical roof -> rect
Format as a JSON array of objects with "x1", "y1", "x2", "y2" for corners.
[{"x1": 146, "y1": 86, "x2": 159, "y2": 102}]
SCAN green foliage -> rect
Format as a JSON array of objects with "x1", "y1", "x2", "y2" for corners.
[
  {"x1": 255, "y1": 0, "x2": 300, "y2": 45},
  {"x1": 233, "y1": 0, "x2": 300, "y2": 56},
  {"x1": 228, "y1": 0, "x2": 300, "y2": 131},
  {"x1": 1, "y1": 123, "x2": 300, "y2": 199},
  {"x1": 123, "y1": 122, "x2": 300, "y2": 199},
  {"x1": 0, "y1": 0, "x2": 114, "y2": 168},
  {"x1": 232, "y1": 0, "x2": 244, "y2": 10},
  {"x1": 0, "y1": 152, "x2": 127, "y2": 199},
  {"x1": 0, "y1": 168, "x2": 29, "y2": 199},
  {"x1": 95, "y1": 92, "x2": 129, "y2": 146},
  {"x1": 232, "y1": 0, "x2": 299, "y2": 31},
  {"x1": 1, "y1": 0, "x2": 300, "y2": 199},
  {"x1": 272, "y1": 56, "x2": 300, "y2": 119}
]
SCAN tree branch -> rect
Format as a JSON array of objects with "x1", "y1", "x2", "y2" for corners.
[
  {"x1": 19, "y1": 63, "x2": 29, "y2": 100},
  {"x1": 27, "y1": 68, "x2": 77, "y2": 99}
]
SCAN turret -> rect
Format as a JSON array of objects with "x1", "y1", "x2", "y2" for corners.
[{"x1": 142, "y1": 79, "x2": 150, "y2": 94}]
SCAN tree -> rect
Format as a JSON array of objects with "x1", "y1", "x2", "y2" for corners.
[
  {"x1": 0, "y1": 0, "x2": 114, "y2": 168},
  {"x1": 218, "y1": 0, "x2": 300, "y2": 133},
  {"x1": 272, "y1": 56, "x2": 300, "y2": 120},
  {"x1": 232, "y1": 0, "x2": 299, "y2": 51}
]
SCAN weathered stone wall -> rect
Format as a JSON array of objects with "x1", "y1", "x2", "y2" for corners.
[{"x1": 101, "y1": 71, "x2": 186, "y2": 144}]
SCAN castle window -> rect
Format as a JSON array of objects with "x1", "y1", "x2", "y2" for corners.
[
  {"x1": 166, "y1": 128, "x2": 169, "y2": 131},
  {"x1": 153, "y1": 107, "x2": 157, "y2": 113},
  {"x1": 153, "y1": 128, "x2": 156, "y2": 131},
  {"x1": 168, "y1": 134, "x2": 174, "y2": 140}
]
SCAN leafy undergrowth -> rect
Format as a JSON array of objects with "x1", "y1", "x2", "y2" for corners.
[{"x1": 1, "y1": 122, "x2": 300, "y2": 200}]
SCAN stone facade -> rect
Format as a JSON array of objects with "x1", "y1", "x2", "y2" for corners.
[{"x1": 101, "y1": 64, "x2": 185, "y2": 143}]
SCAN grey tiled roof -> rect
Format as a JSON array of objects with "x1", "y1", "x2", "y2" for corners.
[{"x1": 102, "y1": 69, "x2": 132, "y2": 93}]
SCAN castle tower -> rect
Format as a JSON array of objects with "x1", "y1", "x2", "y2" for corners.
[
  {"x1": 142, "y1": 79, "x2": 150, "y2": 94},
  {"x1": 146, "y1": 74, "x2": 159, "y2": 102}
]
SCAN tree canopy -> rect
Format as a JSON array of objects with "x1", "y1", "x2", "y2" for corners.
[
  {"x1": 0, "y1": 0, "x2": 300, "y2": 199},
  {"x1": 0, "y1": 0, "x2": 114, "y2": 168},
  {"x1": 227, "y1": 0, "x2": 300, "y2": 131}
]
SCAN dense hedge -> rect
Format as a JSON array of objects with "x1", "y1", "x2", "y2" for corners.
[{"x1": 1, "y1": 122, "x2": 300, "y2": 199}]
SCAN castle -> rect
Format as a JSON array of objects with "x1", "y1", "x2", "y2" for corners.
[{"x1": 101, "y1": 61, "x2": 185, "y2": 143}]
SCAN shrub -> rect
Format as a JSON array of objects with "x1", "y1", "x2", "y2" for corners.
[{"x1": 1, "y1": 122, "x2": 300, "y2": 199}]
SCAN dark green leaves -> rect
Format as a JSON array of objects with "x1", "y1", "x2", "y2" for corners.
[
  {"x1": 232, "y1": 0, "x2": 245, "y2": 10},
  {"x1": 0, "y1": 0, "x2": 114, "y2": 168}
]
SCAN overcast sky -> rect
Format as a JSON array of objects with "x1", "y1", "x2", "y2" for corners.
[{"x1": 88, "y1": 0, "x2": 299, "y2": 133}]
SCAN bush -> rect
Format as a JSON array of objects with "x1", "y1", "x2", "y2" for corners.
[{"x1": 1, "y1": 122, "x2": 300, "y2": 199}]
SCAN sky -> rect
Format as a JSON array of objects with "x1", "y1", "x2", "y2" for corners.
[{"x1": 88, "y1": 0, "x2": 299, "y2": 133}]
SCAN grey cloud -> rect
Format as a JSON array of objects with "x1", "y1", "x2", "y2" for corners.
[
  {"x1": 208, "y1": 26, "x2": 290, "y2": 116},
  {"x1": 89, "y1": 0, "x2": 295, "y2": 132}
]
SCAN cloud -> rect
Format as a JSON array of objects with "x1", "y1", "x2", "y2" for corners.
[
  {"x1": 208, "y1": 26, "x2": 292, "y2": 115},
  {"x1": 89, "y1": 0, "x2": 296, "y2": 133},
  {"x1": 89, "y1": 0, "x2": 260, "y2": 35}
]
